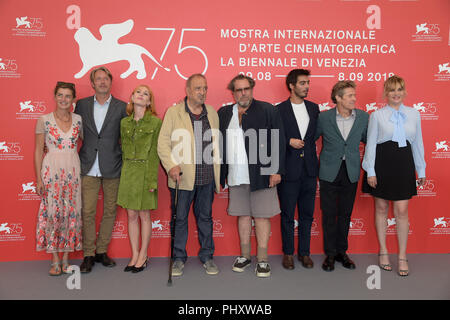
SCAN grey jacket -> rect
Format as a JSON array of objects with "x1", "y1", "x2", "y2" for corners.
[
  {"x1": 315, "y1": 108, "x2": 369, "y2": 183},
  {"x1": 75, "y1": 95, "x2": 127, "y2": 178}
]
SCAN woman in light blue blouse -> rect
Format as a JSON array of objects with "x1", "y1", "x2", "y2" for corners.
[{"x1": 362, "y1": 75, "x2": 426, "y2": 277}]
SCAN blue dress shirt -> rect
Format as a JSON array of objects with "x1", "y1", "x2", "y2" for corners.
[{"x1": 362, "y1": 104, "x2": 426, "y2": 178}]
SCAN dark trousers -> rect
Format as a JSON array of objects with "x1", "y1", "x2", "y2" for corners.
[
  {"x1": 319, "y1": 161, "x2": 358, "y2": 257},
  {"x1": 278, "y1": 171, "x2": 317, "y2": 256},
  {"x1": 169, "y1": 182, "x2": 215, "y2": 263}
]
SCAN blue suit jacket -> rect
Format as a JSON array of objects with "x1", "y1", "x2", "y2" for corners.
[{"x1": 277, "y1": 99, "x2": 319, "y2": 181}]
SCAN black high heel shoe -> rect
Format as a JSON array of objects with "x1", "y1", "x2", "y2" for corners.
[
  {"x1": 124, "y1": 259, "x2": 136, "y2": 272},
  {"x1": 132, "y1": 257, "x2": 148, "y2": 273},
  {"x1": 124, "y1": 265, "x2": 135, "y2": 272}
]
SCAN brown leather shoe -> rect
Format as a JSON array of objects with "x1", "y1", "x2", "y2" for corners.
[
  {"x1": 282, "y1": 254, "x2": 294, "y2": 270},
  {"x1": 298, "y1": 255, "x2": 314, "y2": 268}
]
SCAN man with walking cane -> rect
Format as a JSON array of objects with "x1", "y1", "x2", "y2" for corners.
[{"x1": 158, "y1": 74, "x2": 221, "y2": 278}]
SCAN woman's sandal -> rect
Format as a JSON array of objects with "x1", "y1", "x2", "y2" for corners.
[
  {"x1": 398, "y1": 258, "x2": 409, "y2": 277},
  {"x1": 62, "y1": 260, "x2": 71, "y2": 274},
  {"x1": 378, "y1": 253, "x2": 392, "y2": 271},
  {"x1": 49, "y1": 261, "x2": 62, "y2": 276}
]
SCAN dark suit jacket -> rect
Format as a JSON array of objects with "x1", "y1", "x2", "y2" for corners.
[
  {"x1": 75, "y1": 95, "x2": 127, "y2": 178},
  {"x1": 218, "y1": 99, "x2": 286, "y2": 192},
  {"x1": 315, "y1": 108, "x2": 369, "y2": 183},
  {"x1": 277, "y1": 99, "x2": 319, "y2": 181}
]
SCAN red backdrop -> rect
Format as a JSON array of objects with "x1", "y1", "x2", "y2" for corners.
[{"x1": 1, "y1": 0, "x2": 449, "y2": 261}]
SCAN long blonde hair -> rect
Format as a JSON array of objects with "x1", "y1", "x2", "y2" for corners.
[{"x1": 126, "y1": 85, "x2": 157, "y2": 116}]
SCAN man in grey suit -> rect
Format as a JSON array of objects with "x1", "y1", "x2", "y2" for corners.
[
  {"x1": 74, "y1": 66, "x2": 127, "y2": 273},
  {"x1": 315, "y1": 81, "x2": 369, "y2": 272}
]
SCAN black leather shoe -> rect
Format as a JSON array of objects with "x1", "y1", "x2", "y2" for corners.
[
  {"x1": 80, "y1": 256, "x2": 95, "y2": 273},
  {"x1": 322, "y1": 256, "x2": 335, "y2": 272},
  {"x1": 95, "y1": 253, "x2": 116, "y2": 267},
  {"x1": 335, "y1": 253, "x2": 356, "y2": 269},
  {"x1": 124, "y1": 265, "x2": 135, "y2": 272},
  {"x1": 132, "y1": 257, "x2": 148, "y2": 273}
]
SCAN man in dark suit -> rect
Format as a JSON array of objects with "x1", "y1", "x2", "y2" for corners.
[
  {"x1": 74, "y1": 66, "x2": 127, "y2": 273},
  {"x1": 277, "y1": 69, "x2": 319, "y2": 270},
  {"x1": 315, "y1": 80, "x2": 369, "y2": 272}
]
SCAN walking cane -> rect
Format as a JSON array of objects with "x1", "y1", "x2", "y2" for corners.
[{"x1": 168, "y1": 172, "x2": 182, "y2": 286}]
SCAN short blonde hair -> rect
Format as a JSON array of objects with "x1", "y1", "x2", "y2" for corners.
[
  {"x1": 126, "y1": 85, "x2": 157, "y2": 116},
  {"x1": 383, "y1": 75, "x2": 405, "y2": 96},
  {"x1": 89, "y1": 66, "x2": 113, "y2": 83}
]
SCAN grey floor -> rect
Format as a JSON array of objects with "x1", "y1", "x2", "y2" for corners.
[{"x1": 1, "y1": 254, "x2": 449, "y2": 300}]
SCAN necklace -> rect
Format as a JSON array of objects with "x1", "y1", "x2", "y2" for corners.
[{"x1": 54, "y1": 111, "x2": 71, "y2": 122}]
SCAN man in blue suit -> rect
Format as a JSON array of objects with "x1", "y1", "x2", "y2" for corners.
[{"x1": 277, "y1": 69, "x2": 319, "y2": 270}]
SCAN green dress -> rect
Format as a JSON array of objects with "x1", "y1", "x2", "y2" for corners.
[{"x1": 117, "y1": 112, "x2": 162, "y2": 210}]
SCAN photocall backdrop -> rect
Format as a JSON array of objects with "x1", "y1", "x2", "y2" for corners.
[{"x1": 1, "y1": 0, "x2": 449, "y2": 262}]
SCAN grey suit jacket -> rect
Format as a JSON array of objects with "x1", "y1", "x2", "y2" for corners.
[
  {"x1": 75, "y1": 95, "x2": 127, "y2": 178},
  {"x1": 315, "y1": 108, "x2": 369, "y2": 183}
]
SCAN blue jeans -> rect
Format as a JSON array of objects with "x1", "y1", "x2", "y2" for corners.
[{"x1": 169, "y1": 182, "x2": 215, "y2": 263}]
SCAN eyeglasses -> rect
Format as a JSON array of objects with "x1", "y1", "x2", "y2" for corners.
[{"x1": 234, "y1": 87, "x2": 252, "y2": 94}]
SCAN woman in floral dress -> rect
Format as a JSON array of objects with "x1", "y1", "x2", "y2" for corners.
[{"x1": 34, "y1": 82, "x2": 83, "y2": 276}]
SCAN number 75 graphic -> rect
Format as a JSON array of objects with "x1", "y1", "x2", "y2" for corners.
[{"x1": 145, "y1": 28, "x2": 208, "y2": 80}]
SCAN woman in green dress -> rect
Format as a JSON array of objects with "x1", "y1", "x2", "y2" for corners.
[{"x1": 117, "y1": 84, "x2": 162, "y2": 273}]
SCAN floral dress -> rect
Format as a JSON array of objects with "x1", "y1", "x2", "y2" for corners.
[{"x1": 35, "y1": 112, "x2": 83, "y2": 253}]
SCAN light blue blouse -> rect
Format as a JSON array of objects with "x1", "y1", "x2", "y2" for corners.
[{"x1": 362, "y1": 104, "x2": 426, "y2": 178}]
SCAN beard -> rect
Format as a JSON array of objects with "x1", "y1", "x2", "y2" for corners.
[
  {"x1": 295, "y1": 89, "x2": 308, "y2": 99},
  {"x1": 237, "y1": 97, "x2": 252, "y2": 108}
]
